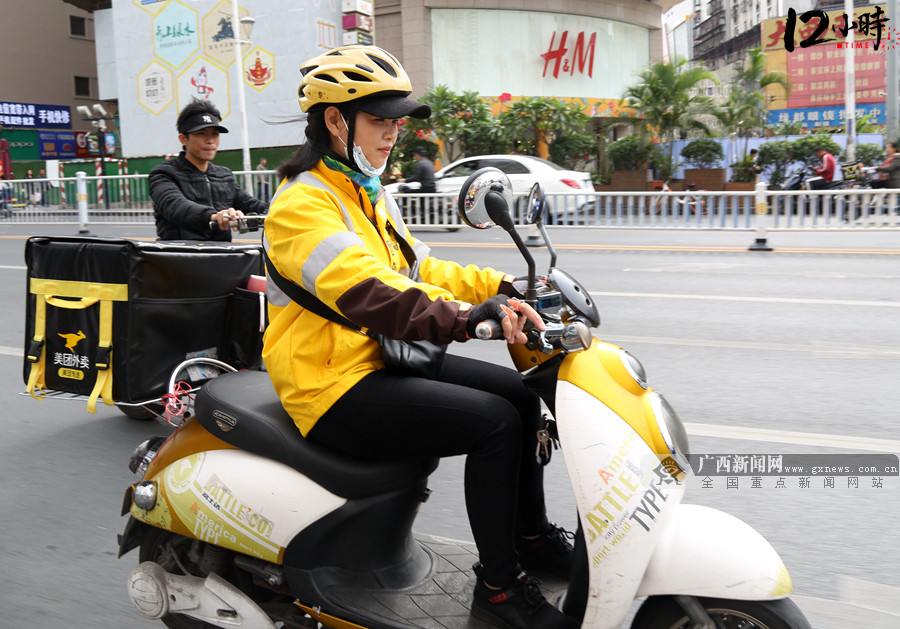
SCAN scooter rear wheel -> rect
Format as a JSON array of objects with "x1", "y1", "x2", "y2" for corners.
[{"x1": 630, "y1": 595, "x2": 811, "y2": 629}]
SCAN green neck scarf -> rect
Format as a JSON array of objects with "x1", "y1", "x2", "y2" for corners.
[{"x1": 323, "y1": 155, "x2": 382, "y2": 206}]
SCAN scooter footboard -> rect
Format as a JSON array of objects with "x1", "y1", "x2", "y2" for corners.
[{"x1": 636, "y1": 504, "x2": 793, "y2": 600}]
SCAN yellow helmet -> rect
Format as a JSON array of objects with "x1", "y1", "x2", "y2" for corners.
[{"x1": 298, "y1": 45, "x2": 430, "y2": 118}]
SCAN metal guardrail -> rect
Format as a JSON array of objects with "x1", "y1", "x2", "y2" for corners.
[{"x1": 1, "y1": 172, "x2": 897, "y2": 230}]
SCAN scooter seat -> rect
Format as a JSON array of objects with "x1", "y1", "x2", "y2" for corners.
[{"x1": 194, "y1": 370, "x2": 438, "y2": 499}]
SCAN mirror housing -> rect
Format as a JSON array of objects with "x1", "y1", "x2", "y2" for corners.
[
  {"x1": 524, "y1": 182, "x2": 546, "y2": 225},
  {"x1": 458, "y1": 167, "x2": 538, "y2": 306},
  {"x1": 458, "y1": 167, "x2": 514, "y2": 230}
]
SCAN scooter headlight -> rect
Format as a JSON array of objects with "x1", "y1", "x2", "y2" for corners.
[
  {"x1": 650, "y1": 392, "x2": 691, "y2": 477},
  {"x1": 618, "y1": 349, "x2": 648, "y2": 389},
  {"x1": 133, "y1": 480, "x2": 158, "y2": 511}
]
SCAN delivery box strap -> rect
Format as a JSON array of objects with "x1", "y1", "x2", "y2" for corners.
[
  {"x1": 30, "y1": 278, "x2": 128, "y2": 302},
  {"x1": 87, "y1": 299, "x2": 114, "y2": 414},
  {"x1": 26, "y1": 282, "x2": 125, "y2": 413},
  {"x1": 45, "y1": 296, "x2": 99, "y2": 309},
  {"x1": 25, "y1": 294, "x2": 48, "y2": 400}
]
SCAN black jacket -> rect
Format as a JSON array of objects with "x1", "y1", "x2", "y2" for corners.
[
  {"x1": 405, "y1": 157, "x2": 436, "y2": 192},
  {"x1": 876, "y1": 156, "x2": 900, "y2": 188},
  {"x1": 150, "y1": 152, "x2": 268, "y2": 241}
]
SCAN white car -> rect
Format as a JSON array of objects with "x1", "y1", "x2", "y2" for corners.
[{"x1": 434, "y1": 154, "x2": 594, "y2": 223}]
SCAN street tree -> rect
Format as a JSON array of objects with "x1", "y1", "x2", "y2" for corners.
[
  {"x1": 498, "y1": 97, "x2": 590, "y2": 156},
  {"x1": 720, "y1": 46, "x2": 791, "y2": 159},
  {"x1": 622, "y1": 57, "x2": 719, "y2": 178},
  {"x1": 404, "y1": 85, "x2": 502, "y2": 164}
]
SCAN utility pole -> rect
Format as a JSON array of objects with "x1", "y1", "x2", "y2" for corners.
[
  {"x1": 231, "y1": 0, "x2": 253, "y2": 182},
  {"x1": 844, "y1": 0, "x2": 856, "y2": 162},
  {"x1": 887, "y1": 0, "x2": 899, "y2": 144},
  {"x1": 76, "y1": 104, "x2": 115, "y2": 210}
]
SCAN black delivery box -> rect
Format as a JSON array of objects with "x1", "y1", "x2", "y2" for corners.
[{"x1": 23, "y1": 236, "x2": 265, "y2": 412}]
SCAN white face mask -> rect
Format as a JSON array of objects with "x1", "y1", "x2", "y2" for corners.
[{"x1": 339, "y1": 114, "x2": 387, "y2": 178}]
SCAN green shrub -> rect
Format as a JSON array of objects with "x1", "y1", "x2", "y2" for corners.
[
  {"x1": 548, "y1": 134, "x2": 598, "y2": 171},
  {"x1": 730, "y1": 155, "x2": 759, "y2": 182},
  {"x1": 756, "y1": 140, "x2": 794, "y2": 188},
  {"x1": 606, "y1": 135, "x2": 654, "y2": 171},
  {"x1": 789, "y1": 135, "x2": 842, "y2": 169},
  {"x1": 846, "y1": 143, "x2": 885, "y2": 167},
  {"x1": 680, "y1": 138, "x2": 724, "y2": 169}
]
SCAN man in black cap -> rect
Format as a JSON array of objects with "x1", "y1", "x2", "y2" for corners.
[
  {"x1": 400, "y1": 146, "x2": 437, "y2": 221},
  {"x1": 150, "y1": 98, "x2": 267, "y2": 241},
  {"x1": 403, "y1": 146, "x2": 436, "y2": 193}
]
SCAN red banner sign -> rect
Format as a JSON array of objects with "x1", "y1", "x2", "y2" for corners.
[{"x1": 786, "y1": 43, "x2": 885, "y2": 108}]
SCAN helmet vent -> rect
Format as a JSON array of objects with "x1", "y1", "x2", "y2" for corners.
[
  {"x1": 300, "y1": 64, "x2": 318, "y2": 77},
  {"x1": 366, "y1": 53, "x2": 399, "y2": 78},
  {"x1": 315, "y1": 72, "x2": 340, "y2": 84},
  {"x1": 343, "y1": 71, "x2": 373, "y2": 83}
]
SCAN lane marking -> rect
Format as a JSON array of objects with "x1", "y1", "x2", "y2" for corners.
[
  {"x1": 5, "y1": 272, "x2": 897, "y2": 310},
  {"x1": 592, "y1": 291, "x2": 900, "y2": 308},
  {"x1": 684, "y1": 422, "x2": 900, "y2": 454},
  {"x1": 794, "y1": 577, "x2": 900, "y2": 629},
  {"x1": 602, "y1": 334, "x2": 900, "y2": 358},
  {"x1": 424, "y1": 242, "x2": 900, "y2": 255},
  {"x1": 2, "y1": 234, "x2": 899, "y2": 254},
  {"x1": 794, "y1": 594, "x2": 900, "y2": 629}
]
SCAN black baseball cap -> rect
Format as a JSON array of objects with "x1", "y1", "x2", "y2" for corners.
[
  {"x1": 178, "y1": 112, "x2": 229, "y2": 134},
  {"x1": 356, "y1": 92, "x2": 431, "y2": 120}
]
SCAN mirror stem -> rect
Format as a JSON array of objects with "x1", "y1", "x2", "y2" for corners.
[
  {"x1": 486, "y1": 191, "x2": 537, "y2": 305},
  {"x1": 536, "y1": 221, "x2": 557, "y2": 268}
]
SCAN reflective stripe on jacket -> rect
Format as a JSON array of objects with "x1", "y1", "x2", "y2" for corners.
[{"x1": 262, "y1": 160, "x2": 509, "y2": 435}]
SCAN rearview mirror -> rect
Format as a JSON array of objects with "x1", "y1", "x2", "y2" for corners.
[
  {"x1": 524, "y1": 182, "x2": 546, "y2": 225},
  {"x1": 458, "y1": 167, "x2": 514, "y2": 230}
]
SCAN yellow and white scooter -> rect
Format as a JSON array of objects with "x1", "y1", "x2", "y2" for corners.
[{"x1": 118, "y1": 169, "x2": 811, "y2": 629}]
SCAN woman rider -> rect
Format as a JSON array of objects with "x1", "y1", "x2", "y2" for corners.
[{"x1": 263, "y1": 45, "x2": 576, "y2": 629}]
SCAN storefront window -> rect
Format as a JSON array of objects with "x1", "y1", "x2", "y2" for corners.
[{"x1": 432, "y1": 9, "x2": 649, "y2": 101}]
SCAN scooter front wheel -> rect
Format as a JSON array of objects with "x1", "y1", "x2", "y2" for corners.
[
  {"x1": 138, "y1": 528, "x2": 216, "y2": 629},
  {"x1": 631, "y1": 595, "x2": 811, "y2": 629}
]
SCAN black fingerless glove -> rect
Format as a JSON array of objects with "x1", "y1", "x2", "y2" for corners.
[{"x1": 466, "y1": 294, "x2": 511, "y2": 338}]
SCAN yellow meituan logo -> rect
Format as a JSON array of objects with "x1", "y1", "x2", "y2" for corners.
[{"x1": 58, "y1": 330, "x2": 86, "y2": 352}]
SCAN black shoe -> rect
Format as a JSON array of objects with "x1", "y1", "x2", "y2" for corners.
[
  {"x1": 472, "y1": 570, "x2": 578, "y2": 629},
  {"x1": 516, "y1": 523, "x2": 574, "y2": 580}
]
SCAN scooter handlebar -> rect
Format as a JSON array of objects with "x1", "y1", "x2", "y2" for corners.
[
  {"x1": 208, "y1": 214, "x2": 266, "y2": 233},
  {"x1": 474, "y1": 319, "x2": 503, "y2": 340}
]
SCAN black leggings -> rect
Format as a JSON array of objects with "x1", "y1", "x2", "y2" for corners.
[{"x1": 308, "y1": 353, "x2": 549, "y2": 586}]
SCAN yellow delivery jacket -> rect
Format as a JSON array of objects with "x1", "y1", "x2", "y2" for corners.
[{"x1": 263, "y1": 161, "x2": 511, "y2": 435}]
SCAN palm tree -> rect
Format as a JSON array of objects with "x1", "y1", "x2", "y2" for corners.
[
  {"x1": 734, "y1": 47, "x2": 791, "y2": 101},
  {"x1": 722, "y1": 47, "x2": 791, "y2": 157},
  {"x1": 623, "y1": 59, "x2": 719, "y2": 143},
  {"x1": 622, "y1": 57, "x2": 719, "y2": 176}
]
